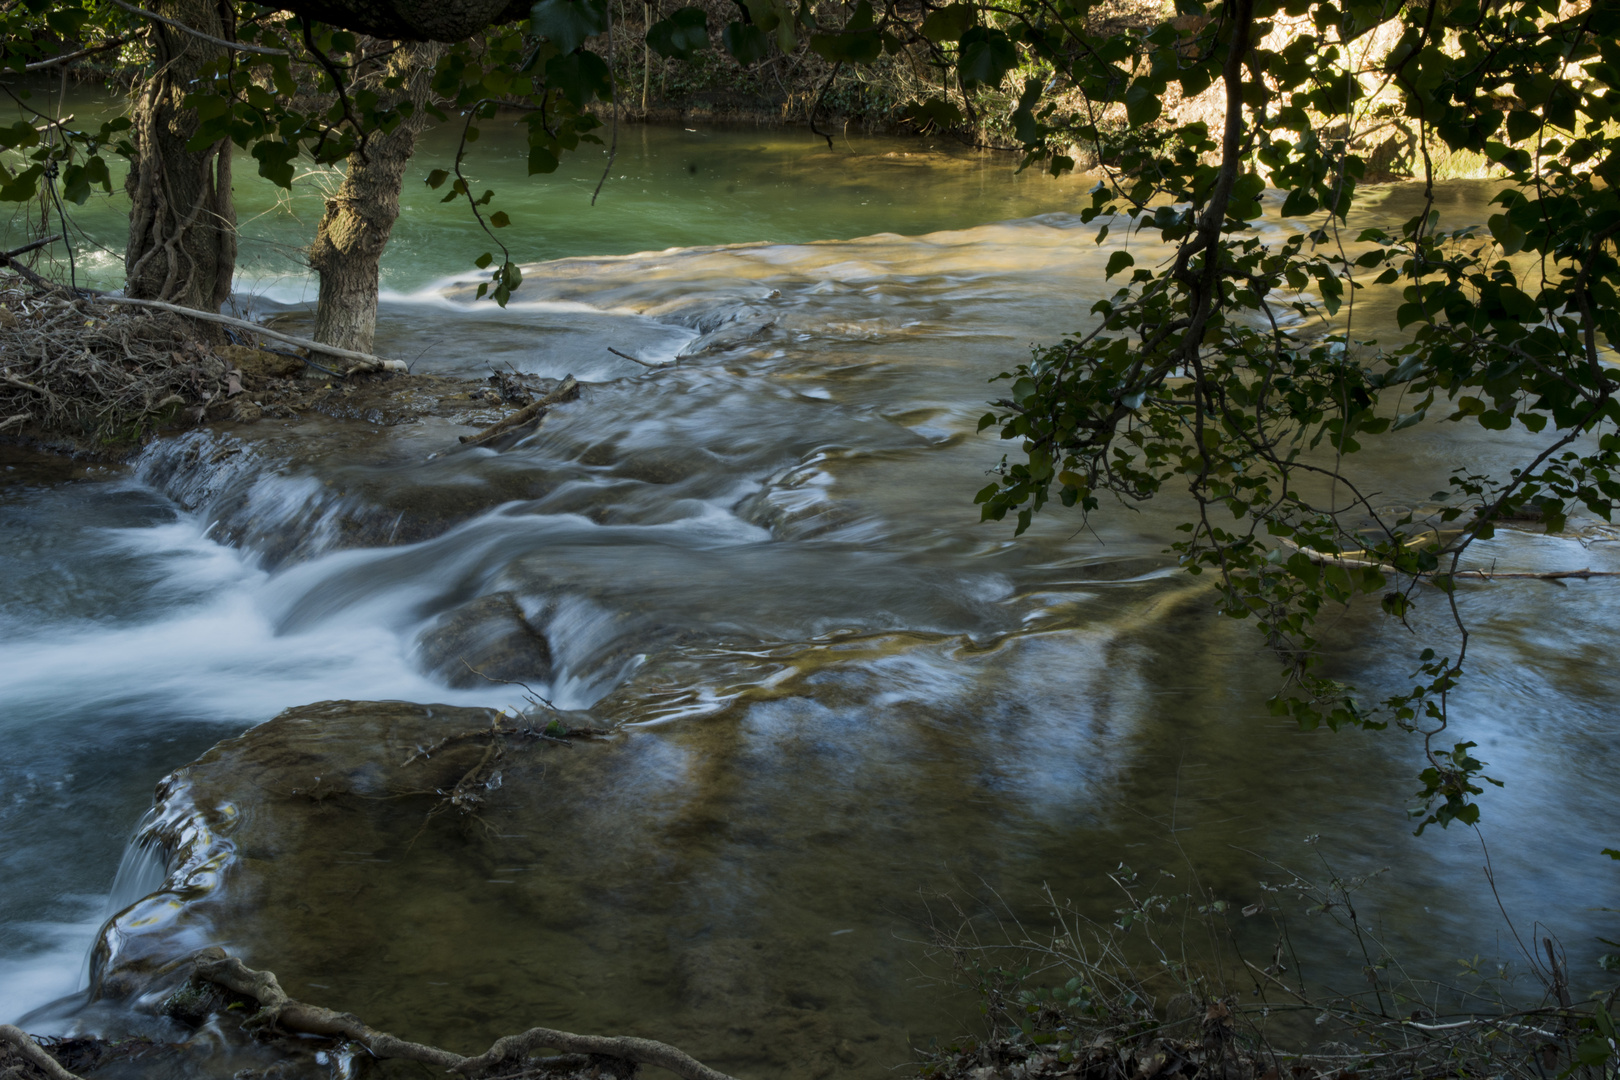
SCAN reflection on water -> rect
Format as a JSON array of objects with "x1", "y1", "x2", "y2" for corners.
[{"x1": 0, "y1": 111, "x2": 1616, "y2": 1077}]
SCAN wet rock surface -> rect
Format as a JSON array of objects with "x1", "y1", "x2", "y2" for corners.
[
  {"x1": 416, "y1": 591, "x2": 554, "y2": 688},
  {"x1": 89, "y1": 698, "x2": 944, "y2": 1080},
  {"x1": 131, "y1": 371, "x2": 577, "y2": 569}
]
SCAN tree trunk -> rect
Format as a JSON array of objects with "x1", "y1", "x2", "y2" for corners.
[
  {"x1": 308, "y1": 40, "x2": 443, "y2": 354},
  {"x1": 123, "y1": 0, "x2": 237, "y2": 312}
]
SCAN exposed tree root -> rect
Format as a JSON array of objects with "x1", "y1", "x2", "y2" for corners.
[
  {"x1": 0, "y1": 1027, "x2": 82, "y2": 1080},
  {"x1": 183, "y1": 951, "x2": 741, "y2": 1080},
  {"x1": 6, "y1": 946, "x2": 745, "y2": 1080}
]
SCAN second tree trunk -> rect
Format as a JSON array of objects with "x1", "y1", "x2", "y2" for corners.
[{"x1": 308, "y1": 40, "x2": 443, "y2": 355}]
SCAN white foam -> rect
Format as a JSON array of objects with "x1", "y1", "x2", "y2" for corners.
[{"x1": 0, "y1": 914, "x2": 101, "y2": 1026}]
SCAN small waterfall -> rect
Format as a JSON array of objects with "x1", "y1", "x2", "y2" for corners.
[{"x1": 102, "y1": 810, "x2": 169, "y2": 924}]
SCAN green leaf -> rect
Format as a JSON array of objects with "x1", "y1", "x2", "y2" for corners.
[
  {"x1": 250, "y1": 140, "x2": 298, "y2": 188},
  {"x1": 905, "y1": 96, "x2": 964, "y2": 129},
  {"x1": 531, "y1": 0, "x2": 609, "y2": 54},
  {"x1": 475, "y1": 251, "x2": 495, "y2": 269},
  {"x1": 810, "y1": 28, "x2": 882, "y2": 64},
  {"x1": 489, "y1": 210, "x2": 511, "y2": 228},
  {"x1": 1124, "y1": 80, "x2": 1163, "y2": 127},
  {"x1": 920, "y1": 2, "x2": 976, "y2": 41},
  {"x1": 1396, "y1": 302, "x2": 1429, "y2": 328},
  {"x1": 1487, "y1": 213, "x2": 1525, "y2": 255},
  {"x1": 45, "y1": 6, "x2": 88, "y2": 35},
  {"x1": 1573, "y1": 1037, "x2": 1613, "y2": 1068},
  {"x1": 958, "y1": 27, "x2": 1016, "y2": 88},
  {"x1": 0, "y1": 121, "x2": 39, "y2": 151},
  {"x1": 722, "y1": 21, "x2": 770, "y2": 64},
  {"x1": 528, "y1": 144, "x2": 560, "y2": 174},
  {"x1": 1280, "y1": 187, "x2": 1318, "y2": 216},
  {"x1": 425, "y1": 168, "x2": 450, "y2": 189},
  {"x1": 647, "y1": 6, "x2": 710, "y2": 60},
  {"x1": 0, "y1": 163, "x2": 43, "y2": 202},
  {"x1": 1105, "y1": 251, "x2": 1135, "y2": 279},
  {"x1": 546, "y1": 49, "x2": 612, "y2": 105}
]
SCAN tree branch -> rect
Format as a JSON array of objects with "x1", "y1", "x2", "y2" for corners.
[
  {"x1": 18, "y1": 39, "x2": 130, "y2": 73},
  {"x1": 108, "y1": 0, "x2": 289, "y2": 56},
  {"x1": 92, "y1": 296, "x2": 406, "y2": 372}
]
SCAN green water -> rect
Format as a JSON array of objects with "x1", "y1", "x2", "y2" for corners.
[{"x1": 5, "y1": 84, "x2": 1087, "y2": 297}]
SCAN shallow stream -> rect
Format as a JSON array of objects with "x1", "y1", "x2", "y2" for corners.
[{"x1": 1, "y1": 99, "x2": 1617, "y2": 1077}]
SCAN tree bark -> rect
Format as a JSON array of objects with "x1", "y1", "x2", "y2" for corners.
[
  {"x1": 308, "y1": 39, "x2": 443, "y2": 354},
  {"x1": 123, "y1": 0, "x2": 237, "y2": 313}
]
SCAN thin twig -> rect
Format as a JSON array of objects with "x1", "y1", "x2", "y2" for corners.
[{"x1": 608, "y1": 345, "x2": 668, "y2": 367}]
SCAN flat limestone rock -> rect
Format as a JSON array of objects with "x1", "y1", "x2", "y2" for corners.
[
  {"x1": 88, "y1": 697, "x2": 924, "y2": 1080},
  {"x1": 92, "y1": 699, "x2": 532, "y2": 999}
]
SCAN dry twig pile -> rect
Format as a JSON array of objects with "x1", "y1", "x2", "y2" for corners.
[{"x1": 0, "y1": 279, "x2": 235, "y2": 447}]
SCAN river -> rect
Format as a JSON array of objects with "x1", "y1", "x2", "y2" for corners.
[{"x1": 1, "y1": 92, "x2": 1616, "y2": 1077}]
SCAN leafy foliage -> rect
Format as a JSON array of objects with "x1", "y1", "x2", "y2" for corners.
[{"x1": 955, "y1": 0, "x2": 1620, "y2": 834}]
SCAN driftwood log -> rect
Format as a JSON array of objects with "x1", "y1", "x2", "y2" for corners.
[
  {"x1": 92, "y1": 297, "x2": 407, "y2": 374},
  {"x1": 460, "y1": 375, "x2": 580, "y2": 446}
]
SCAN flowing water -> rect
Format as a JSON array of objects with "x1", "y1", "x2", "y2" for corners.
[{"x1": 2, "y1": 93, "x2": 1618, "y2": 1073}]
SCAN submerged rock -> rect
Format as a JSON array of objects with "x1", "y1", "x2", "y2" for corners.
[
  {"x1": 87, "y1": 696, "x2": 922, "y2": 1079},
  {"x1": 91, "y1": 700, "x2": 533, "y2": 1002},
  {"x1": 415, "y1": 591, "x2": 553, "y2": 688}
]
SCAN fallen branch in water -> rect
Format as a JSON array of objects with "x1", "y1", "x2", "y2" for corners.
[
  {"x1": 1450, "y1": 566, "x2": 1620, "y2": 581},
  {"x1": 609, "y1": 346, "x2": 671, "y2": 368},
  {"x1": 92, "y1": 297, "x2": 405, "y2": 373},
  {"x1": 1274, "y1": 536, "x2": 1620, "y2": 582},
  {"x1": 186, "y1": 952, "x2": 740, "y2": 1080},
  {"x1": 0, "y1": 1026, "x2": 84, "y2": 1080},
  {"x1": 460, "y1": 374, "x2": 579, "y2": 446}
]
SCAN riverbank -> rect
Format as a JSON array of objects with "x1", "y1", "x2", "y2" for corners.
[{"x1": 0, "y1": 273, "x2": 568, "y2": 461}]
